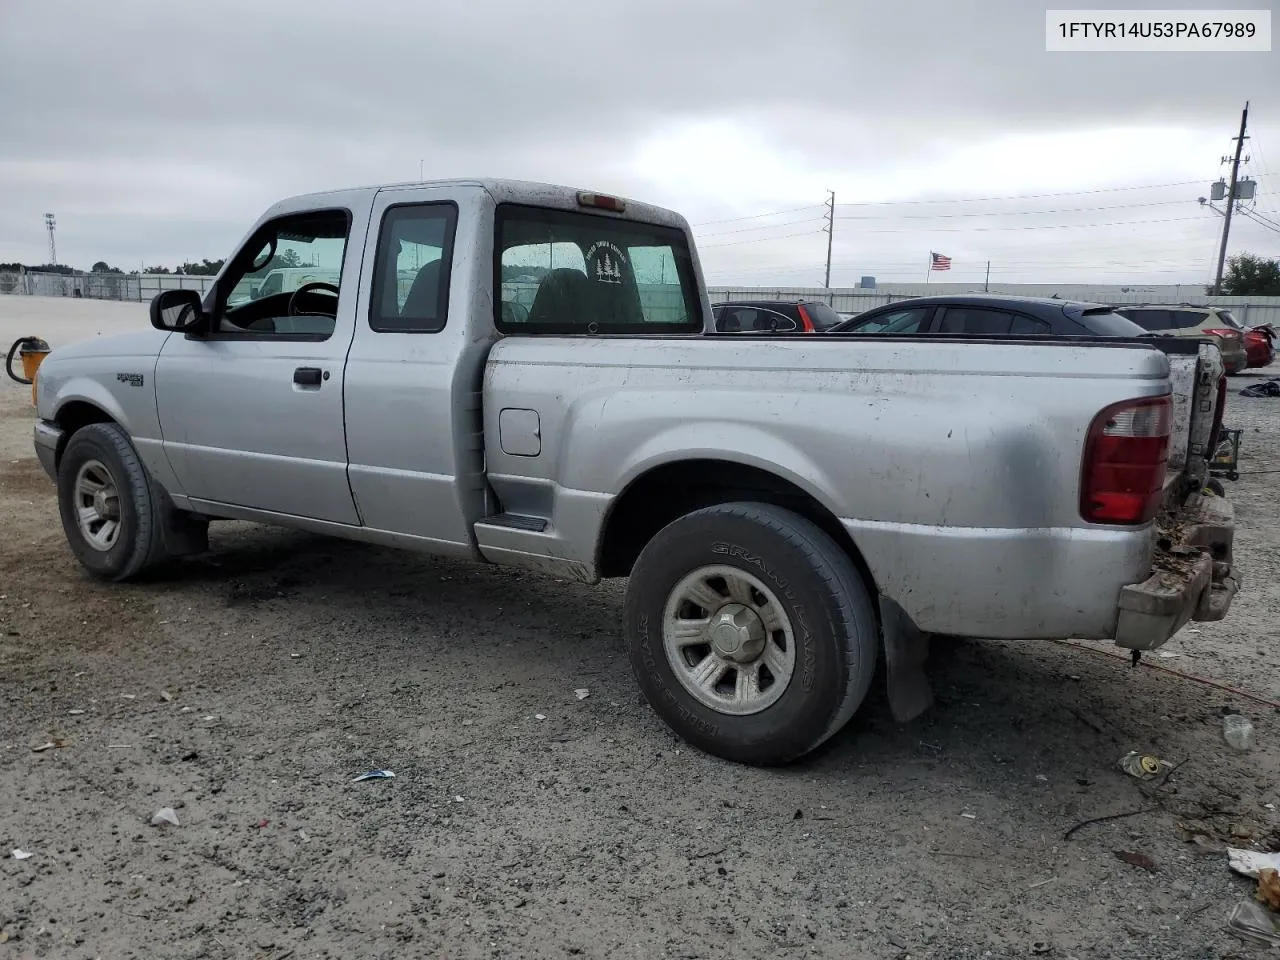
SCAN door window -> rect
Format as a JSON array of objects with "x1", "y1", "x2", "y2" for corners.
[
  {"x1": 217, "y1": 209, "x2": 350, "y2": 339},
  {"x1": 368, "y1": 203, "x2": 460, "y2": 333},
  {"x1": 937, "y1": 308, "x2": 1014, "y2": 334},
  {"x1": 716, "y1": 307, "x2": 797, "y2": 332},
  {"x1": 1172, "y1": 309, "x2": 1213, "y2": 332},
  {"x1": 1118, "y1": 309, "x2": 1172, "y2": 331},
  {"x1": 1009, "y1": 313, "x2": 1051, "y2": 335},
  {"x1": 845, "y1": 307, "x2": 929, "y2": 333}
]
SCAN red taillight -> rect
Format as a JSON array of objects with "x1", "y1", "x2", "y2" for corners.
[
  {"x1": 1080, "y1": 396, "x2": 1171, "y2": 525},
  {"x1": 1204, "y1": 328, "x2": 1241, "y2": 340},
  {"x1": 577, "y1": 192, "x2": 626, "y2": 212},
  {"x1": 796, "y1": 304, "x2": 815, "y2": 332}
]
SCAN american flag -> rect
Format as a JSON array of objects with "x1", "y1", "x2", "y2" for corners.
[{"x1": 930, "y1": 252, "x2": 952, "y2": 271}]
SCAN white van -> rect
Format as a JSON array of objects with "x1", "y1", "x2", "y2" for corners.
[{"x1": 228, "y1": 267, "x2": 342, "y2": 306}]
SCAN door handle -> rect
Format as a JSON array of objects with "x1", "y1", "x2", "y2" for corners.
[{"x1": 293, "y1": 367, "x2": 323, "y2": 386}]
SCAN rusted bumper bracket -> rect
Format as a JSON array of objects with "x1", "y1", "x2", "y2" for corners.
[{"x1": 1114, "y1": 495, "x2": 1239, "y2": 652}]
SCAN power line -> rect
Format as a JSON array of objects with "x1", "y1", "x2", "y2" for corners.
[
  {"x1": 699, "y1": 228, "x2": 825, "y2": 249},
  {"x1": 833, "y1": 215, "x2": 1208, "y2": 235},
  {"x1": 832, "y1": 180, "x2": 1202, "y2": 208},
  {"x1": 690, "y1": 180, "x2": 1205, "y2": 228},
  {"x1": 1238, "y1": 207, "x2": 1280, "y2": 234},
  {"x1": 1238, "y1": 204, "x2": 1280, "y2": 229},
  {"x1": 835, "y1": 199, "x2": 1187, "y2": 221},
  {"x1": 1243, "y1": 135, "x2": 1279, "y2": 218},
  {"x1": 705, "y1": 214, "x2": 1211, "y2": 247},
  {"x1": 691, "y1": 204, "x2": 824, "y2": 227},
  {"x1": 692, "y1": 216, "x2": 825, "y2": 238}
]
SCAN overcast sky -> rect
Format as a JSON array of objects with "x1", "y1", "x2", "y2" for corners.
[{"x1": 1, "y1": 0, "x2": 1276, "y2": 286}]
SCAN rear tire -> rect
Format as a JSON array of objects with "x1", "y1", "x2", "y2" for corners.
[
  {"x1": 624, "y1": 502, "x2": 879, "y2": 765},
  {"x1": 56, "y1": 423, "x2": 170, "y2": 581}
]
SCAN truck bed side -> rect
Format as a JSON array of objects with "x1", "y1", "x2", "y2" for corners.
[{"x1": 477, "y1": 335, "x2": 1174, "y2": 641}]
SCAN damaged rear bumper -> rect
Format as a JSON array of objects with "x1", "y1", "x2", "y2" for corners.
[{"x1": 1114, "y1": 494, "x2": 1239, "y2": 652}]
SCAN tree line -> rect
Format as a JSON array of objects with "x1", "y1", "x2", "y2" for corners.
[{"x1": 0, "y1": 258, "x2": 227, "y2": 276}]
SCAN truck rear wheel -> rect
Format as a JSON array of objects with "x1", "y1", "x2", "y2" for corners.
[
  {"x1": 56, "y1": 423, "x2": 169, "y2": 581},
  {"x1": 624, "y1": 502, "x2": 879, "y2": 765}
]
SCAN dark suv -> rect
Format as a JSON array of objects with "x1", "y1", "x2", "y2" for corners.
[
  {"x1": 1111, "y1": 304, "x2": 1249, "y2": 374},
  {"x1": 711, "y1": 299, "x2": 844, "y2": 333}
]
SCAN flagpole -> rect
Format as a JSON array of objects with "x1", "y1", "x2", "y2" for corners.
[{"x1": 925, "y1": 253, "x2": 931, "y2": 286}]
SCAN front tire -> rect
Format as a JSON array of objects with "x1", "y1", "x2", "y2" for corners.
[
  {"x1": 56, "y1": 423, "x2": 169, "y2": 581},
  {"x1": 624, "y1": 502, "x2": 879, "y2": 765}
]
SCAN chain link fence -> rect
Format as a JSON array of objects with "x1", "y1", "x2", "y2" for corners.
[{"x1": 0, "y1": 271, "x2": 216, "y2": 301}]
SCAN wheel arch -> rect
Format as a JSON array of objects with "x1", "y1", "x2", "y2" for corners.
[
  {"x1": 596, "y1": 457, "x2": 878, "y2": 599},
  {"x1": 52, "y1": 399, "x2": 118, "y2": 468}
]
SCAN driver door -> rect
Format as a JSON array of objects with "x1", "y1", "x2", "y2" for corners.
[{"x1": 154, "y1": 194, "x2": 372, "y2": 524}]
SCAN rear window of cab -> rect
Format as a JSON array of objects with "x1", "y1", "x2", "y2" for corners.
[{"x1": 494, "y1": 204, "x2": 702, "y2": 335}]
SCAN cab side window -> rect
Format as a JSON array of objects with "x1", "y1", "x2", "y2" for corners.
[{"x1": 368, "y1": 203, "x2": 460, "y2": 334}]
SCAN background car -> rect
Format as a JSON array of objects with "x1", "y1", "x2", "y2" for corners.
[
  {"x1": 1111, "y1": 304, "x2": 1249, "y2": 374},
  {"x1": 711, "y1": 299, "x2": 844, "y2": 333},
  {"x1": 826, "y1": 294, "x2": 1150, "y2": 337},
  {"x1": 1244, "y1": 323, "x2": 1276, "y2": 369}
]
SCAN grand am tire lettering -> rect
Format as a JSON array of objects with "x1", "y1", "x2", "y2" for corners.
[
  {"x1": 711, "y1": 540, "x2": 818, "y2": 690},
  {"x1": 625, "y1": 503, "x2": 878, "y2": 765},
  {"x1": 640, "y1": 613, "x2": 720, "y2": 736}
]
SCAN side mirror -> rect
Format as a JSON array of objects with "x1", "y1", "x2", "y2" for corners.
[{"x1": 150, "y1": 289, "x2": 204, "y2": 332}]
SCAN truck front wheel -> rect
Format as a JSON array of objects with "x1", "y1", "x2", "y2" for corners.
[
  {"x1": 56, "y1": 423, "x2": 170, "y2": 581},
  {"x1": 624, "y1": 502, "x2": 879, "y2": 765}
]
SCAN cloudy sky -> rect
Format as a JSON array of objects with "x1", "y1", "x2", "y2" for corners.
[{"x1": 1, "y1": 0, "x2": 1276, "y2": 286}]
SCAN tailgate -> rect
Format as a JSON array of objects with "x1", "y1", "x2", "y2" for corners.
[
  {"x1": 1113, "y1": 337, "x2": 1238, "y2": 652},
  {"x1": 1149, "y1": 338, "x2": 1224, "y2": 502}
]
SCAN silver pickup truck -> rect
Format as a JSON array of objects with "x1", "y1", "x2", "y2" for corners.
[{"x1": 31, "y1": 179, "x2": 1239, "y2": 765}]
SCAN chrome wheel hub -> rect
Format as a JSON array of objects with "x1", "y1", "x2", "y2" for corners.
[
  {"x1": 662, "y1": 564, "x2": 796, "y2": 716},
  {"x1": 707, "y1": 603, "x2": 766, "y2": 662},
  {"x1": 72, "y1": 459, "x2": 122, "y2": 552}
]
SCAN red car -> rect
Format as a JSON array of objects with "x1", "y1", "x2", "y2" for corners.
[{"x1": 1245, "y1": 323, "x2": 1276, "y2": 369}]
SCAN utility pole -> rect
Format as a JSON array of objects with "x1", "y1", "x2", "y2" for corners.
[
  {"x1": 984, "y1": 260, "x2": 991, "y2": 292},
  {"x1": 44, "y1": 213, "x2": 57, "y2": 265},
  {"x1": 1213, "y1": 102, "x2": 1249, "y2": 296},
  {"x1": 823, "y1": 190, "x2": 835, "y2": 288}
]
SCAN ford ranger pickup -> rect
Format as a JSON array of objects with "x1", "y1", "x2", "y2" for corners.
[{"x1": 31, "y1": 179, "x2": 1239, "y2": 764}]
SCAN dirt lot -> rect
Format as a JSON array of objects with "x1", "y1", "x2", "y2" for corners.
[{"x1": 1, "y1": 296, "x2": 1279, "y2": 960}]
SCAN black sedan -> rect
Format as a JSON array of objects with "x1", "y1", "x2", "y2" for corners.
[{"x1": 827, "y1": 294, "x2": 1149, "y2": 337}]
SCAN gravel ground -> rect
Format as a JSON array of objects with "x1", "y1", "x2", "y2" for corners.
[{"x1": 1, "y1": 296, "x2": 1278, "y2": 960}]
